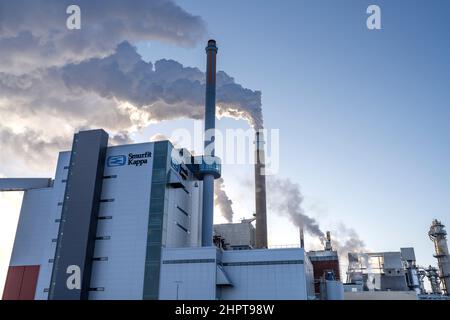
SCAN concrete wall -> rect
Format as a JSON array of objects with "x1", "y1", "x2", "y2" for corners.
[
  {"x1": 164, "y1": 153, "x2": 203, "y2": 249},
  {"x1": 214, "y1": 222, "x2": 255, "y2": 248},
  {"x1": 220, "y1": 248, "x2": 310, "y2": 300},
  {"x1": 159, "y1": 247, "x2": 218, "y2": 300},
  {"x1": 159, "y1": 247, "x2": 313, "y2": 300},
  {"x1": 9, "y1": 151, "x2": 70, "y2": 300}
]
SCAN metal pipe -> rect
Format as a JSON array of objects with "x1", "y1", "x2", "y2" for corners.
[{"x1": 201, "y1": 40, "x2": 218, "y2": 247}]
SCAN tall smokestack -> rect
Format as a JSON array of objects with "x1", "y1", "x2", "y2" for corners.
[
  {"x1": 429, "y1": 219, "x2": 450, "y2": 295},
  {"x1": 201, "y1": 40, "x2": 218, "y2": 247},
  {"x1": 300, "y1": 226, "x2": 305, "y2": 249},
  {"x1": 325, "y1": 231, "x2": 332, "y2": 251},
  {"x1": 255, "y1": 130, "x2": 268, "y2": 248}
]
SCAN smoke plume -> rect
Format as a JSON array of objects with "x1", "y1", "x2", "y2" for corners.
[
  {"x1": 61, "y1": 41, "x2": 263, "y2": 129},
  {"x1": 267, "y1": 177, "x2": 366, "y2": 260},
  {"x1": 329, "y1": 223, "x2": 366, "y2": 265},
  {"x1": 267, "y1": 177, "x2": 324, "y2": 239},
  {"x1": 215, "y1": 177, "x2": 234, "y2": 222},
  {"x1": 0, "y1": 43, "x2": 262, "y2": 173}
]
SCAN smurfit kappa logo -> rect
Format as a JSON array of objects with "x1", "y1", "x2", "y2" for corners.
[{"x1": 107, "y1": 155, "x2": 126, "y2": 167}]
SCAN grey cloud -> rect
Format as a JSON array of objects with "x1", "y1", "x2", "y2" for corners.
[
  {"x1": 0, "y1": 127, "x2": 70, "y2": 172},
  {"x1": 267, "y1": 176, "x2": 367, "y2": 264},
  {"x1": 0, "y1": 0, "x2": 206, "y2": 73},
  {"x1": 268, "y1": 177, "x2": 324, "y2": 239}
]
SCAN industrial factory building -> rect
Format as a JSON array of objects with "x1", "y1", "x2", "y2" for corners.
[
  {"x1": 344, "y1": 237, "x2": 450, "y2": 300},
  {"x1": 2, "y1": 39, "x2": 450, "y2": 301},
  {"x1": 0, "y1": 130, "x2": 314, "y2": 300},
  {"x1": 0, "y1": 39, "x2": 316, "y2": 301}
]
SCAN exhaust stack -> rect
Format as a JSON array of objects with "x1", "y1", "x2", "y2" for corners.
[
  {"x1": 299, "y1": 226, "x2": 305, "y2": 249},
  {"x1": 201, "y1": 40, "x2": 219, "y2": 247},
  {"x1": 254, "y1": 130, "x2": 268, "y2": 248},
  {"x1": 325, "y1": 231, "x2": 332, "y2": 251},
  {"x1": 429, "y1": 219, "x2": 450, "y2": 295}
]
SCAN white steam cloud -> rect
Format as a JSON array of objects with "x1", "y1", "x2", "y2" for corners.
[
  {"x1": 215, "y1": 177, "x2": 234, "y2": 222},
  {"x1": 60, "y1": 41, "x2": 263, "y2": 129},
  {"x1": 0, "y1": 5, "x2": 261, "y2": 174}
]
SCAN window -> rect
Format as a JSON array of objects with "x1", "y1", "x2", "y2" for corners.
[
  {"x1": 176, "y1": 205, "x2": 189, "y2": 217},
  {"x1": 162, "y1": 259, "x2": 215, "y2": 264},
  {"x1": 103, "y1": 175, "x2": 117, "y2": 179},
  {"x1": 95, "y1": 236, "x2": 111, "y2": 240},
  {"x1": 148, "y1": 229, "x2": 162, "y2": 243},
  {"x1": 92, "y1": 257, "x2": 108, "y2": 261},
  {"x1": 222, "y1": 260, "x2": 304, "y2": 267},
  {"x1": 175, "y1": 222, "x2": 188, "y2": 233},
  {"x1": 98, "y1": 216, "x2": 113, "y2": 220},
  {"x1": 149, "y1": 216, "x2": 162, "y2": 225}
]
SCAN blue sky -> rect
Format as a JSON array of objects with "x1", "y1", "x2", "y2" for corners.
[{"x1": 135, "y1": 0, "x2": 450, "y2": 269}]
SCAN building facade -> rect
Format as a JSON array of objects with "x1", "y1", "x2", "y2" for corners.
[
  {"x1": 2, "y1": 129, "x2": 203, "y2": 300},
  {"x1": 1, "y1": 129, "x2": 315, "y2": 300}
]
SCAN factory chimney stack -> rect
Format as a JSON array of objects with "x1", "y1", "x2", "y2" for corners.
[
  {"x1": 254, "y1": 130, "x2": 268, "y2": 248},
  {"x1": 201, "y1": 40, "x2": 219, "y2": 247},
  {"x1": 325, "y1": 231, "x2": 333, "y2": 251},
  {"x1": 299, "y1": 226, "x2": 305, "y2": 249}
]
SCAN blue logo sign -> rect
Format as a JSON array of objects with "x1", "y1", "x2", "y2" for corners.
[{"x1": 107, "y1": 155, "x2": 126, "y2": 167}]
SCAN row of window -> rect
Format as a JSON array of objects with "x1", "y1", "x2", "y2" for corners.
[
  {"x1": 160, "y1": 259, "x2": 305, "y2": 267},
  {"x1": 162, "y1": 259, "x2": 216, "y2": 264},
  {"x1": 44, "y1": 287, "x2": 104, "y2": 293},
  {"x1": 55, "y1": 216, "x2": 112, "y2": 222},
  {"x1": 48, "y1": 257, "x2": 109, "y2": 263},
  {"x1": 58, "y1": 198, "x2": 115, "y2": 205},
  {"x1": 222, "y1": 260, "x2": 304, "y2": 267}
]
